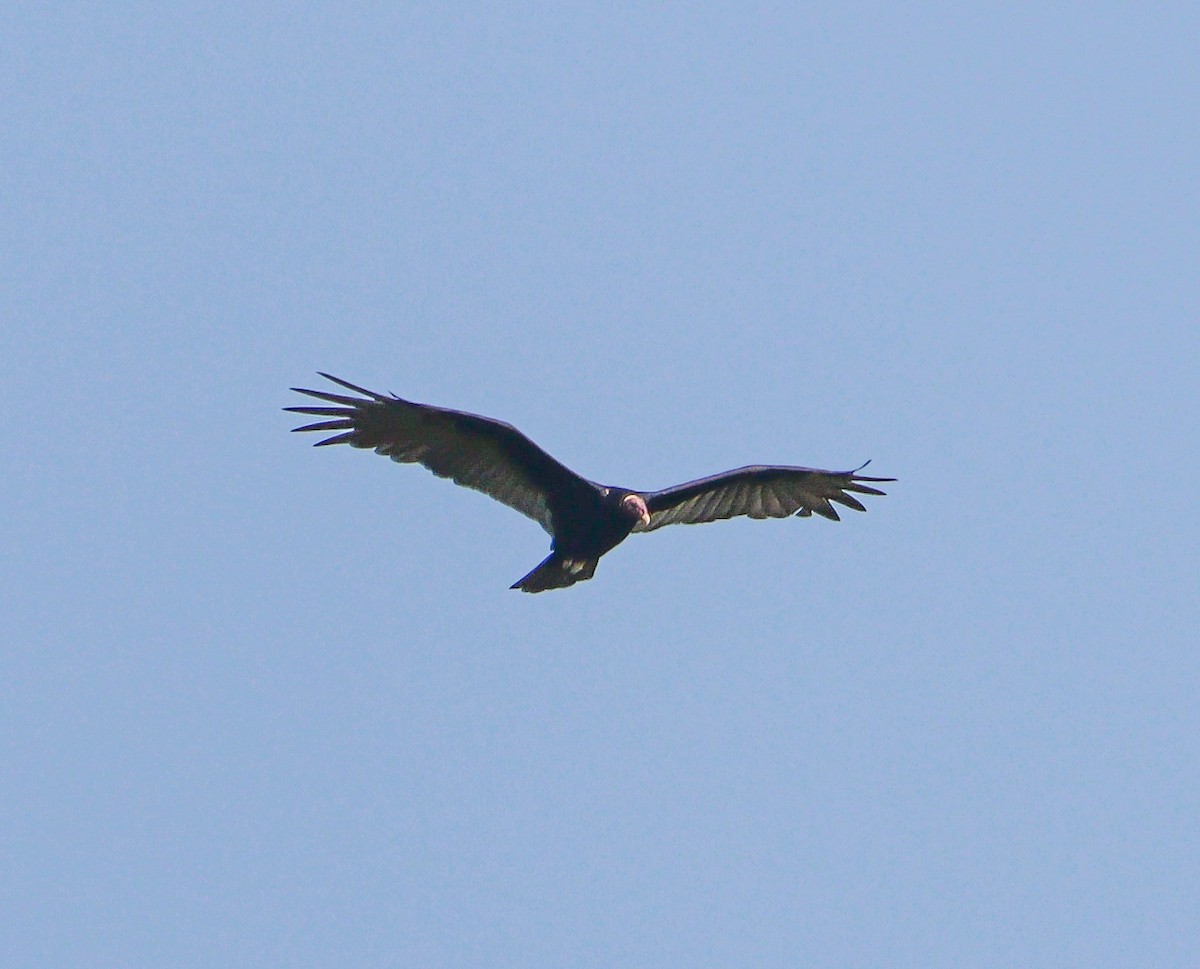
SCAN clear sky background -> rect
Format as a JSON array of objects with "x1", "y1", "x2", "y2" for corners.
[{"x1": 4, "y1": 4, "x2": 1197, "y2": 967}]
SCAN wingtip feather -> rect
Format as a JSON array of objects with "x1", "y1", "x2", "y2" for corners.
[
  {"x1": 316, "y1": 372, "x2": 387, "y2": 400},
  {"x1": 313, "y1": 432, "x2": 357, "y2": 447},
  {"x1": 290, "y1": 387, "x2": 372, "y2": 407},
  {"x1": 291, "y1": 419, "x2": 356, "y2": 433},
  {"x1": 811, "y1": 500, "x2": 841, "y2": 521},
  {"x1": 830, "y1": 493, "x2": 868, "y2": 513},
  {"x1": 845, "y1": 482, "x2": 888, "y2": 496},
  {"x1": 284, "y1": 405, "x2": 354, "y2": 416},
  {"x1": 849, "y1": 459, "x2": 896, "y2": 482}
]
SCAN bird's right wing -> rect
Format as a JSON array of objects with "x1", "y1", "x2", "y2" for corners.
[
  {"x1": 286, "y1": 374, "x2": 590, "y2": 534},
  {"x1": 636, "y1": 464, "x2": 894, "y2": 532}
]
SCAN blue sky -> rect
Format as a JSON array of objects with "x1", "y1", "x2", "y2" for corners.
[{"x1": 4, "y1": 4, "x2": 1198, "y2": 967}]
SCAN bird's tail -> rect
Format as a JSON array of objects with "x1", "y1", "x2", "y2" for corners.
[{"x1": 510, "y1": 553, "x2": 598, "y2": 593}]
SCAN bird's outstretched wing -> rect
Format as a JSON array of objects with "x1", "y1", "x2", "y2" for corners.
[
  {"x1": 286, "y1": 374, "x2": 589, "y2": 534},
  {"x1": 635, "y1": 464, "x2": 894, "y2": 532}
]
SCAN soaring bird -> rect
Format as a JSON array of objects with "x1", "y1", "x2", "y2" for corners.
[{"x1": 286, "y1": 374, "x2": 895, "y2": 592}]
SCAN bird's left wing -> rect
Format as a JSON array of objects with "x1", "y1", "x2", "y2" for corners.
[
  {"x1": 635, "y1": 464, "x2": 894, "y2": 532},
  {"x1": 286, "y1": 374, "x2": 589, "y2": 534}
]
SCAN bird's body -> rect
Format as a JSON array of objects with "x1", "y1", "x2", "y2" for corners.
[
  {"x1": 286, "y1": 374, "x2": 894, "y2": 592},
  {"x1": 511, "y1": 486, "x2": 649, "y2": 592}
]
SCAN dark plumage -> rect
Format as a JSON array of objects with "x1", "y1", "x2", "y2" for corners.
[{"x1": 286, "y1": 374, "x2": 895, "y2": 592}]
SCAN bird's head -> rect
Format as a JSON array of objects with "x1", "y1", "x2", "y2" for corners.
[{"x1": 620, "y1": 493, "x2": 652, "y2": 528}]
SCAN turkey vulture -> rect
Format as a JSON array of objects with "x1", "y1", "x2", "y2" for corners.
[{"x1": 286, "y1": 374, "x2": 895, "y2": 593}]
